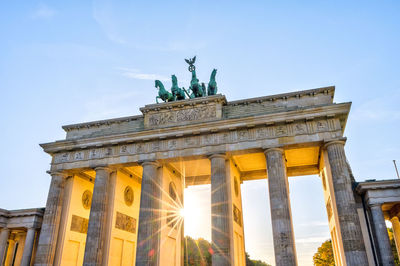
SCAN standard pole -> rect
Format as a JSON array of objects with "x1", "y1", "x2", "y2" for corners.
[{"x1": 394, "y1": 160, "x2": 400, "y2": 179}]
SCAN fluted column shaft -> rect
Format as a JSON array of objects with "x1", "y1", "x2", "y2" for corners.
[
  {"x1": 210, "y1": 154, "x2": 231, "y2": 266},
  {"x1": 264, "y1": 148, "x2": 297, "y2": 266},
  {"x1": 34, "y1": 172, "x2": 65, "y2": 265},
  {"x1": 390, "y1": 216, "x2": 400, "y2": 259},
  {"x1": 83, "y1": 167, "x2": 113, "y2": 266},
  {"x1": 325, "y1": 141, "x2": 368, "y2": 265},
  {"x1": 370, "y1": 204, "x2": 394, "y2": 265},
  {"x1": 0, "y1": 228, "x2": 10, "y2": 263},
  {"x1": 136, "y1": 161, "x2": 162, "y2": 266},
  {"x1": 21, "y1": 227, "x2": 36, "y2": 266}
]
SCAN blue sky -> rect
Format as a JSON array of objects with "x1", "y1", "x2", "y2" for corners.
[{"x1": 1, "y1": 1, "x2": 399, "y2": 265}]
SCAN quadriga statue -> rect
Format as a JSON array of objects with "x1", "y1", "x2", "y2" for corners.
[
  {"x1": 155, "y1": 80, "x2": 174, "y2": 103},
  {"x1": 154, "y1": 57, "x2": 219, "y2": 103},
  {"x1": 189, "y1": 70, "x2": 205, "y2": 98},
  {"x1": 207, "y1": 69, "x2": 217, "y2": 95},
  {"x1": 171, "y1": 75, "x2": 186, "y2": 101}
]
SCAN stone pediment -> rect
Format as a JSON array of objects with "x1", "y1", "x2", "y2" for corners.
[{"x1": 140, "y1": 94, "x2": 226, "y2": 128}]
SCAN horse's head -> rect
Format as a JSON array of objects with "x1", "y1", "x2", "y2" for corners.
[
  {"x1": 211, "y1": 69, "x2": 217, "y2": 79},
  {"x1": 171, "y1": 75, "x2": 177, "y2": 85},
  {"x1": 155, "y1": 80, "x2": 162, "y2": 90}
]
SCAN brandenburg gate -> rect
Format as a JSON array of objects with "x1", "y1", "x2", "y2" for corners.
[{"x1": 33, "y1": 83, "x2": 372, "y2": 265}]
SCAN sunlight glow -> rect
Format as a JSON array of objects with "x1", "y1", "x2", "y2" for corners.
[
  {"x1": 179, "y1": 207, "x2": 186, "y2": 218},
  {"x1": 184, "y1": 185, "x2": 211, "y2": 241}
]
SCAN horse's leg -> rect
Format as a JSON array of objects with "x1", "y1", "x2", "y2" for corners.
[
  {"x1": 183, "y1": 87, "x2": 191, "y2": 99},
  {"x1": 156, "y1": 96, "x2": 160, "y2": 103}
]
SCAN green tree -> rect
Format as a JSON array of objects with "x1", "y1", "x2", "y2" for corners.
[
  {"x1": 245, "y1": 251, "x2": 271, "y2": 266},
  {"x1": 388, "y1": 228, "x2": 400, "y2": 266},
  {"x1": 184, "y1": 236, "x2": 211, "y2": 265},
  {"x1": 245, "y1": 252, "x2": 254, "y2": 266},
  {"x1": 183, "y1": 237, "x2": 271, "y2": 266},
  {"x1": 313, "y1": 239, "x2": 335, "y2": 266}
]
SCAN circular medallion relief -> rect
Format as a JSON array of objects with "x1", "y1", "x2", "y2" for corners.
[
  {"x1": 82, "y1": 190, "x2": 92, "y2": 210},
  {"x1": 124, "y1": 186, "x2": 134, "y2": 206},
  {"x1": 234, "y1": 177, "x2": 239, "y2": 197}
]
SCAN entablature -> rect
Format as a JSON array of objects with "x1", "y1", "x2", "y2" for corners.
[{"x1": 41, "y1": 102, "x2": 349, "y2": 155}]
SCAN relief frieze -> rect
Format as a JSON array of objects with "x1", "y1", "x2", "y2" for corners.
[
  {"x1": 70, "y1": 215, "x2": 89, "y2": 234},
  {"x1": 219, "y1": 132, "x2": 230, "y2": 143},
  {"x1": 294, "y1": 123, "x2": 307, "y2": 134},
  {"x1": 120, "y1": 145, "x2": 128, "y2": 154},
  {"x1": 184, "y1": 136, "x2": 199, "y2": 148},
  {"x1": 115, "y1": 212, "x2": 136, "y2": 233},
  {"x1": 74, "y1": 151, "x2": 84, "y2": 160},
  {"x1": 316, "y1": 120, "x2": 328, "y2": 132},
  {"x1": 275, "y1": 125, "x2": 288, "y2": 136},
  {"x1": 233, "y1": 204, "x2": 242, "y2": 226},
  {"x1": 148, "y1": 105, "x2": 217, "y2": 126},
  {"x1": 52, "y1": 118, "x2": 338, "y2": 165},
  {"x1": 202, "y1": 134, "x2": 216, "y2": 145},
  {"x1": 237, "y1": 129, "x2": 249, "y2": 141},
  {"x1": 256, "y1": 128, "x2": 268, "y2": 139}
]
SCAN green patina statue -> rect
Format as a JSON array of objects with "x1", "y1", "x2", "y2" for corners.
[
  {"x1": 207, "y1": 69, "x2": 217, "y2": 95},
  {"x1": 155, "y1": 80, "x2": 174, "y2": 103},
  {"x1": 153, "y1": 56, "x2": 218, "y2": 103},
  {"x1": 171, "y1": 75, "x2": 186, "y2": 101},
  {"x1": 189, "y1": 70, "x2": 205, "y2": 98}
]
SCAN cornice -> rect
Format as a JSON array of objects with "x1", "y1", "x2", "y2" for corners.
[
  {"x1": 62, "y1": 115, "x2": 143, "y2": 132},
  {"x1": 40, "y1": 102, "x2": 350, "y2": 154},
  {"x1": 356, "y1": 179, "x2": 400, "y2": 193},
  {"x1": 0, "y1": 208, "x2": 45, "y2": 218},
  {"x1": 226, "y1": 86, "x2": 335, "y2": 106}
]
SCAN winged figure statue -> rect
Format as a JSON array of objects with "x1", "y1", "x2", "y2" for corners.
[{"x1": 185, "y1": 56, "x2": 196, "y2": 72}]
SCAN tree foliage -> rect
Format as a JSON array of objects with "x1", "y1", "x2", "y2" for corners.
[
  {"x1": 313, "y1": 239, "x2": 335, "y2": 266},
  {"x1": 184, "y1": 236, "x2": 212, "y2": 266},
  {"x1": 245, "y1": 252, "x2": 272, "y2": 266},
  {"x1": 183, "y1": 236, "x2": 271, "y2": 266},
  {"x1": 314, "y1": 231, "x2": 400, "y2": 266},
  {"x1": 388, "y1": 228, "x2": 400, "y2": 266}
]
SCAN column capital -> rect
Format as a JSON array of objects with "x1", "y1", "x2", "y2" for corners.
[
  {"x1": 0, "y1": 227, "x2": 9, "y2": 233},
  {"x1": 139, "y1": 160, "x2": 160, "y2": 168},
  {"x1": 369, "y1": 203, "x2": 382, "y2": 209},
  {"x1": 263, "y1": 147, "x2": 284, "y2": 156},
  {"x1": 46, "y1": 170, "x2": 69, "y2": 178},
  {"x1": 323, "y1": 138, "x2": 347, "y2": 149},
  {"x1": 208, "y1": 153, "x2": 226, "y2": 160},
  {"x1": 93, "y1": 166, "x2": 113, "y2": 173}
]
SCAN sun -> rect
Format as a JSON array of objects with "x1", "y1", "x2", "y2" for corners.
[{"x1": 179, "y1": 207, "x2": 186, "y2": 219}]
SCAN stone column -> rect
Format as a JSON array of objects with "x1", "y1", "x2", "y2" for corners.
[
  {"x1": 264, "y1": 148, "x2": 297, "y2": 266},
  {"x1": 0, "y1": 228, "x2": 10, "y2": 263},
  {"x1": 34, "y1": 172, "x2": 66, "y2": 265},
  {"x1": 4, "y1": 239, "x2": 15, "y2": 266},
  {"x1": 83, "y1": 167, "x2": 113, "y2": 265},
  {"x1": 390, "y1": 216, "x2": 400, "y2": 259},
  {"x1": 324, "y1": 140, "x2": 368, "y2": 265},
  {"x1": 21, "y1": 227, "x2": 36, "y2": 266},
  {"x1": 136, "y1": 161, "x2": 162, "y2": 266},
  {"x1": 210, "y1": 153, "x2": 232, "y2": 266},
  {"x1": 369, "y1": 204, "x2": 395, "y2": 265}
]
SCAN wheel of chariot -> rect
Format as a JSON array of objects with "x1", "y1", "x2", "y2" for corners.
[{"x1": 188, "y1": 65, "x2": 195, "y2": 72}]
